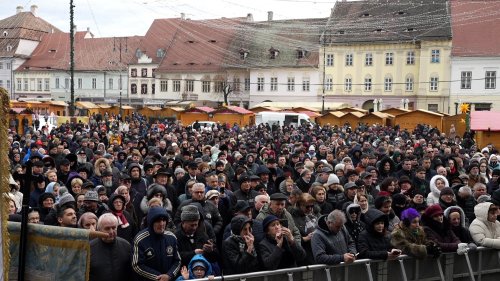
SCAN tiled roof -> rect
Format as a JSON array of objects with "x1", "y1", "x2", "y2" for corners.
[
  {"x1": 451, "y1": 0, "x2": 500, "y2": 56},
  {"x1": 156, "y1": 17, "x2": 246, "y2": 73},
  {"x1": 324, "y1": 0, "x2": 451, "y2": 44},
  {"x1": 224, "y1": 106, "x2": 253, "y2": 114},
  {"x1": 194, "y1": 106, "x2": 215, "y2": 113},
  {"x1": 225, "y1": 18, "x2": 326, "y2": 69},
  {"x1": 0, "y1": 11, "x2": 61, "y2": 57},
  {"x1": 17, "y1": 32, "x2": 143, "y2": 71}
]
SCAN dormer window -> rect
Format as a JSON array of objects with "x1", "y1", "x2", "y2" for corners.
[
  {"x1": 374, "y1": 29, "x2": 384, "y2": 33},
  {"x1": 361, "y1": 13, "x2": 371, "y2": 17},
  {"x1": 338, "y1": 30, "x2": 345, "y2": 35},
  {"x1": 3, "y1": 31, "x2": 7, "y2": 37},
  {"x1": 6, "y1": 45, "x2": 12, "y2": 52},
  {"x1": 395, "y1": 11, "x2": 407, "y2": 16},
  {"x1": 297, "y1": 49, "x2": 306, "y2": 59},
  {"x1": 49, "y1": 49, "x2": 57, "y2": 53},
  {"x1": 187, "y1": 40, "x2": 195, "y2": 44},
  {"x1": 208, "y1": 40, "x2": 216, "y2": 43},
  {"x1": 239, "y1": 49, "x2": 249, "y2": 60},
  {"x1": 156, "y1": 48, "x2": 165, "y2": 58},
  {"x1": 405, "y1": 28, "x2": 415, "y2": 32},
  {"x1": 269, "y1": 47, "x2": 279, "y2": 59},
  {"x1": 135, "y1": 48, "x2": 143, "y2": 58}
]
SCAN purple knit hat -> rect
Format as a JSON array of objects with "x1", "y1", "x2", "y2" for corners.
[{"x1": 401, "y1": 208, "x2": 420, "y2": 223}]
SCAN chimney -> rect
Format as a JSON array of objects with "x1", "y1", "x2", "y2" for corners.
[
  {"x1": 30, "y1": 5, "x2": 38, "y2": 17},
  {"x1": 267, "y1": 11, "x2": 273, "y2": 21},
  {"x1": 16, "y1": 6, "x2": 23, "y2": 14},
  {"x1": 246, "y1": 13, "x2": 254, "y2": 22},
  {"x1": 180, "y1": 13, "x2": 185, "y2": 20}
]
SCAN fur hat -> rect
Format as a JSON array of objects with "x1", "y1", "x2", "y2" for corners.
[
  {"x1": 425, "y1": 204, "x2": 444, "y2": 218},
  {"x1": 181, "y1": 205, "x2": 201, "y2": 222}
]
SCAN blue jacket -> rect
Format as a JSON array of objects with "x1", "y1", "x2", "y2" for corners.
[
  {"x1": 175, "y1": 254, "x2": 212, "y2": 281},
  {"x1": 132, "y1": 207, "x2": 181, "y2": 281}
]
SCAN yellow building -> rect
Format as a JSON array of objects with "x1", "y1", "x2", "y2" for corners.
[{"x1": 322, "y1": 0, "x2": 451, "y2": 113}]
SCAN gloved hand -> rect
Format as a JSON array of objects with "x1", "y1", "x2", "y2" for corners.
[
  {"x1": 457, "y1": 243, "x2": 468, "y2": 255},
  {"x1": 426, "y1": 243, "x2": 442, "y2": 258},
  {"x1": 467, "y1": 243, "x2": 477, "y2": 251}
]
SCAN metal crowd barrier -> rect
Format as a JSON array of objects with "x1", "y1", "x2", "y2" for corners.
[{"x1": 189, "y1": 247, "x2": 500, "y2": 281}]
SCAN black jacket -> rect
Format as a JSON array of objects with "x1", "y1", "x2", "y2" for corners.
[
  {"x1": 222, "y1": 235, "x2": 260, "y2": 275},
  {"x1": 90, "y1": 237, "x2": 132, "y2": 281},
  {"x1": 257, "y1": 234, "x2": 306, "y2": 270},
  {"x1": 357, "y1": 209, "x2": 392, "y2": 260}
]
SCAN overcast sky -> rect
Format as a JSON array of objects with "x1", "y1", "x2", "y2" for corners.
[{"x1": 0, "y1": 0, "x2": 335, "y2": 37}]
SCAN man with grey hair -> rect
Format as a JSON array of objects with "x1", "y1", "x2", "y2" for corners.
[
  {"x1": 90, "y1": 213, "x2": 131, "y2": 281},
  {"x1": 311, "y1": 210, "x2": 356, "y2": 265}
]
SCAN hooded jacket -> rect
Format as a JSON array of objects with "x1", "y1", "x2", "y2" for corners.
[
  {"x1": 357, "y1": 209, "x2": 391, "y2": 260},
  {"x1": 444, "y1": 206, "x2": 474, "y2": 244},
  {"x1": 427, "y1": 175, "x2": 449, "y2": 205},
  {"x1": 175, "y1": 254, "x2": 212, "y2": 281},
  {"x1": 256, "y1": 203, "x2": 302, "y2": 244},
  {"x1": 132, "y1": 207, "x2": 181, "y2": 281},
  {"x1": 422, "y1": 212, "x2": 460, "y2": 252},
  {"x1": 469, "y1": 202, "x2": 500, "y2": 249},
  {"x1": 257, "y1": 224, "x2": 306, "y2": 270},
  {"x1": 311, "y1": 215, "x2": 356, "y2": 265},
  {"x1": 108, "y1": 193, "x2": 137, "y2": 244},
  {"x1": 221, "y1": 217, "x2": 260, "y2": 274}
]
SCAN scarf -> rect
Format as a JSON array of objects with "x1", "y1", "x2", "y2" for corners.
[{"x1": 113, "y1": 210, "x2": 129, "y2": 228}]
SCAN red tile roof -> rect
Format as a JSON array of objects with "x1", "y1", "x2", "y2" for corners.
[
  {"x1": 156, "y1": 17, "x2": 246, "y2": 73},
  {"x1": 451, "y1": 0, "x2": 500, "y2": 56},
  {"x1": 471, "y1": 111, "x2": 500, "y2": 131},
  {"x1": 193, "y1": 106, "x2": 215, "y2": 113},
  {"x1": 17, "y1": 32, "x2": 143, "y2": 71},
  {"x1": 224, "y1": 106, "x2": 253, "y2": 114}
]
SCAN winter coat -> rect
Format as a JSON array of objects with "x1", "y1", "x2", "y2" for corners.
[
  {"x1": 427, "y1": 175, "x2": 449, "y2": 206},
  {"x1": 90, "y1": 236, "x2": 132, "y2": 281},
  {"x1": 290, "y1": 207, "x2": 319, "y2": 265},
  {"x1": 257, "y1": 233, "x2": 306, "y2": 270},
  {"x1": 422, "y1": 214, "x2": 460, "y2": 252},
  {"x1": 222, "y1": 234, "x2": 260, "y2": 274},
  {"x1": 174, "y1": 199, "x2": 223, "y2": 235},
  {"x1": 175, "y1": 254, "x2": 212, "y2": 281},
  {"x1": 174, "y1": 223, "x2": 219, "y2": 267},
  {"x1": 311, "y1": 215, "x2": 356, "y2": 265},
  {"x1": 357, "y1": 209, "x2": 392, "y2": 260},
  {"x1": 391, "y1": 223, "x2": 428, "y2": 259},
  {"x1": 108, "y1": 193, "x2": 138, "y2": 244},
  {"x1": 444, "y1": 206, "x2": 475, "y2": 244},
  {"x1": 469, "y1": 202, "x2": 500, "y2": 249},
  {"x1": 131, "y1": 207, "x2": 181, "y2": 281}
]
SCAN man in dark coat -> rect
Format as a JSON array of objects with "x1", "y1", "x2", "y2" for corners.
[{"x1": 90, "y1": 213, "x2": 132, "y2": 281}]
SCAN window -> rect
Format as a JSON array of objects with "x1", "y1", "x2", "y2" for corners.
[
  {"x1": 37, "y1": 79, "x2": 42, "y2": 91},
  {"x1": 270, "y1": 77, "x2": 278, "y2": 91},
  {"x1": 431, "y1": 49, "x2": 440, "y2": 63},
  {"x1": 6, "y1": 80, "x2": 10, "y2": 90},
  {"x1": 55, "y1": 78, "x2": 60, "y2": 89},
  {"x1": 406, "y1": 76, "x2": 414, "y2": 91},
  {"x1": 326, "y1": 54, "x2": 334, "y2": 66},
  {"x1": 270, "y1": 48, "x2": 279, "y2": 59},
  {"x1": 287, "y1": 77, "x2": 295, "y2": 91},
  {"x1": 173, "y1": 80, "x2": 181, "y2": 92},
  {"x1": 461, "y1": 71, "x2": 472, "y2": 89},
  {"x1": 156, "y1": 49, "x2": 165, "y2": 58},
  {"x1": 430, "y1": 77, "x2": 439, "y2": 91},
  {"x1": 131, "y1": 83, "x2": 137, "y2": 94},
  {"x1": 152, "y1": 84, "x2": 155, "y2": 95},
  {"x1": 141, "y1": 84, "x2": 147, "y2": 94},
  {"x1": 141, "y1": 68, "x2": 147, "y2": 77},
  {"x1": 77, "y1": 78, "x2": 82, "y2": 89},
  {"x1": 364, "y1": 77, "x2": 372, "y2": 91},
  {"x1": 119, "y1": 77, "x2": 122, "y2": 90},
  {"x1": 244, "y1": 78, "x2": 250, "y2": 91},
  {"x1": 30, "y1": 79, "x2": 35, "y2": 91},
  {"x1": 92, "y1": 78, "x2": 97, "y2": 89},
  {"x1": 6, "y1": 62, "x2": 11, "y2": 70},
  {"x1": 17, "y1": 79, "x2": 21, "y2": 90},
  {"x1": 160, "y1": 80, "x2": 168, "y2": 92},
  {"x1": 407, "y1": 51, "x2": 415, "y2": 65},
  {"x1": 346, "y1": 54, "x2": 353, "y2": 66},
  {"x1": 385, "y1": 53, "x2": 394, "y2": 65},
  {"x1": 24, "y1": 79, "x2": 28, "y2": 91},
  {"x1": 428, "y1": 104, "x2": 438, "y2": 112},
  {"x1": 202, "y1": 81, "x2": 210, "y2": 93},
  {"x1": 44, "y1": 79, "x2": 49, "y2": 91},
  {"x1": 302, "y1": 78, "x2": 310, "y2": 91},
  {"x1": 485, "y1": 71, "x2": 496, "y2": 89},
  {"x1": 0, "y1": 63, "x2": 2, "y2": 69},
  {"x1": 257, "y1": 78, "x2": 264, "y2": 91},
  {"x1": 185, "y1": 80, "x2": 194, "y2": 92},
  {"x1": 6, "y1": 45, "x2": 12, "y2": 52},
  {"x1": 0, "y1": 80, "x2": 3, "y2": 88},
  {"x1": 325, "y1": 76, "x2": 333, "y2": 91},
  {"x1": 345, "y1": 78, "x2": 352, "y2": 92},
  {"x1": 365, "y1": 53, "x2": 373, "y2": 66},
  {"x1": 214, "y1": 81, "x2": 224, "y2": 93},
  {"x1": 233, "y1": 77, "x2": 240, "y2": 91},
  {"x1": 152, "y1": 69, "x2": 156, "y2": 78},
  {"x1": 65, "y1": 78, "x2": 69, "y2": 89},
  {"x1": 384, "y1": 77, "x2": 392, "y2": 91},
  {"x1": 109, "y1": 78, "x2": 113, "y2": 90},
  {"x1": 131, "y1": 68, "x2": 137, "y2": 77}
]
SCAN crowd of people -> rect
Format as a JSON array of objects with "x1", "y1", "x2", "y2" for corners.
[{"x1": 5, "y1": 112, "x2": 500, "y2": 281}]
